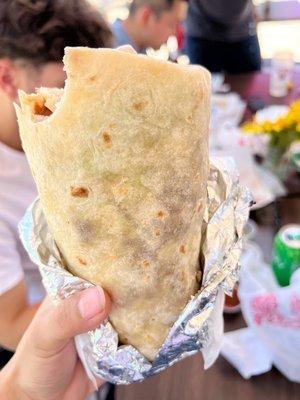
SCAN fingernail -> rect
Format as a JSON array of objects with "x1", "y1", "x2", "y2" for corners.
[{"x1": 78, "y1": 286, "x2": 105, "y2": 320}]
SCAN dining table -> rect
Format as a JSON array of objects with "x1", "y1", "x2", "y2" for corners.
[{"x1": 117, "y1": 68, "x2": 300, "y2": 400}]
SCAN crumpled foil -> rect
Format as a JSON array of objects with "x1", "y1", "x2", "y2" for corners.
[{"x1": 19, "y1": 156, "x2": 251, "y2": 385}]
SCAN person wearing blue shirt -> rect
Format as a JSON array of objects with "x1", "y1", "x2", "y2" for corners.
[{"x1": 112, "y1": 0, "x2": 183, "y2": 53}]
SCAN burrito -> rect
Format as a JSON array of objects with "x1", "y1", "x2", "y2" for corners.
[{"x1": 16, "y1": 47, "x2": 211, "y2": 361}]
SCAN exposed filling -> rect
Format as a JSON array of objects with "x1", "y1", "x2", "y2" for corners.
[
  {"x1": 22, "y1": 46, "x2": 136, "y2": 122},
  {"x1": 23, "y1": 87, "x2": 64, "y2": 121}
]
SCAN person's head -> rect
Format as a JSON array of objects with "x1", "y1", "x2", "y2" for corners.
[
  {"x1": 128, "y1": 0, "x2": 183, "y2": 50},
  {"x1": 0, "y1": 0, "x2": 112, "y2": 103}
]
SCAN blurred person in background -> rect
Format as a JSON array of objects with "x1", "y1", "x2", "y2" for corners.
[
  {"x1": 112, "y1": 0, "x2": 184, "y2": 53},
  {"x1": 0, "y1": 0, "x2": 111, "y2": 367},
  {"x1": 186, "y1": 0, "x2": 261, "y2": 73}
]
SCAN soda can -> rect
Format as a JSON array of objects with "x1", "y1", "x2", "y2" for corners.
[{"x1": 272, "y1": 224, "x2": 300, "y2": 287}]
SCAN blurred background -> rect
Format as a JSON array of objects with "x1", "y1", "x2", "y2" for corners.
[
  {"x1": 89, "y1": 0, "x2": 300, "y2": 62},
  {"x1": 0, "y1": 1, "x2": 300, "y2": 400}
]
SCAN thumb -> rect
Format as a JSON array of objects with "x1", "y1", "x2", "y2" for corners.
[{"x1": 27, "y1": 286, "x2": 111, "y2": 356}]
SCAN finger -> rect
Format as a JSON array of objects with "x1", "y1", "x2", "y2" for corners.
[{"x1": 27, "y1": 286, "x2": 111, "y2": 356}]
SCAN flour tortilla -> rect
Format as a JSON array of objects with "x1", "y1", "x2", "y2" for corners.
[{"x1": 16, "y1": 47, "x2": 211, "y2": 360}]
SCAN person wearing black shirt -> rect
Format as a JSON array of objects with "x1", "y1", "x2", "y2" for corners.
[{"x1": 186, "y1": 0, "x2": 261, "y2": 73}]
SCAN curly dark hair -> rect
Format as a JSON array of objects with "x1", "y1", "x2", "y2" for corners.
[{"x1": 0, "y1": 0, "x2": 113, "y2": 65}]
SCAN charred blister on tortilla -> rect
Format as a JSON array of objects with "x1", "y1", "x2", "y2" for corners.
[
  {"x1": 102, "y1": 132, "x2": 112, "y2": 148},
  {"x1": 77, "y1": 256, "x2": 88, "y2": 266},
  {"x1": 70, "y1": 186, "x2": 89, "y2": 198},
  {"x1": 179, "y1": 245, "x2": 186, "y2": 254}
]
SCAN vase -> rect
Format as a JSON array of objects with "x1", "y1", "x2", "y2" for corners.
[{"x1": 263, "y1": 144, "x2": 289, "y2": 180}]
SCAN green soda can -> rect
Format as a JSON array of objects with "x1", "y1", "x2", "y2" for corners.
[{"x1": 272, "y1": 224, "x2": 300, "y2": 287}]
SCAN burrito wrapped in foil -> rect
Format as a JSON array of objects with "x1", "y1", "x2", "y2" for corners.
[
  {"x1": 19, "y1": 156, "x2": 251, "y2": 385},
  {"x1": 17, "y1": 47, "x2": 211, "y2": 361}
]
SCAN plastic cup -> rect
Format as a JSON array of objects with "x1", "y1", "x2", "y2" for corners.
[{"x1": 269, "y1": 51, "x2": 294, "y2": 98}]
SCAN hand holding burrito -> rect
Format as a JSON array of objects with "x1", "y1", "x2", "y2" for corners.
[
  {"x1": 0, "y1": 287, "x2": 109, "y2": 399},
  {"x1": 16, "y1": 47, "x2": 211, "y2": 360}
]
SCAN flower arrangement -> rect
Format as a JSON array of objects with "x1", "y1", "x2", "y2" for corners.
[
  {"x1": 242, "y1": 100, "x2": 300, "y2": 179},
  {"x1": 243, "y1": 100, "x2": 300, "y2": 149}
]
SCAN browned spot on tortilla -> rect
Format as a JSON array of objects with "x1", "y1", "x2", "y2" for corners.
[
  {"x1": 142, "y1": 260, "x2": 150, "y2": 267},
  {"x1": 102, "y1": 132, "x2": 112, "y2": 148},
  {"x1": 186, "y1": 115, "x2": 193, "y2": 123},
  {"x1": 77, "y1": 256, "x2": 87, "y2": 266},
  {"x1": 196, "y1": 270, "x2": 202, "y2": 282},
  {"x1": 179, "y1": 245, "x2": 186, "y2": 254},
  {"x1": 155, "y1": 229, "x2": 161, "y2": 237},
  {"x1": 70, "y1": 186, "x2": 89, "y2": 198},
  {"x1": 156, "y1": 210, "x2": 165, "y2": 218},
  {"x1": 89, "y1": 75, "x2": 96, "y2": 81},
  {"x1": 108, "y1": 123, "x2": 117, "y2": 129},
  {"x1": 133, "y1": 101, "x2": 148, "y2": 111}
]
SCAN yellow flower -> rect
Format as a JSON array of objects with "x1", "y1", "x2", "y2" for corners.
[
  {"x1": 288, "y1": 100, "x2": 300, "y2": 124},
  {"x1": 262, "y1": 121, "x2": 274, "y2": 132},
  {"x1": 242, "y1": 121, "x2": 262, "y2": 134},
  {"x1": 242, "y1": 100, "x2": 300, "y2": 135}
]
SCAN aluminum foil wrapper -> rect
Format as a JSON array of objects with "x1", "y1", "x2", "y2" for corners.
[{"x1": 19, "y1": 156, "x2": 251, "y2": 385}]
